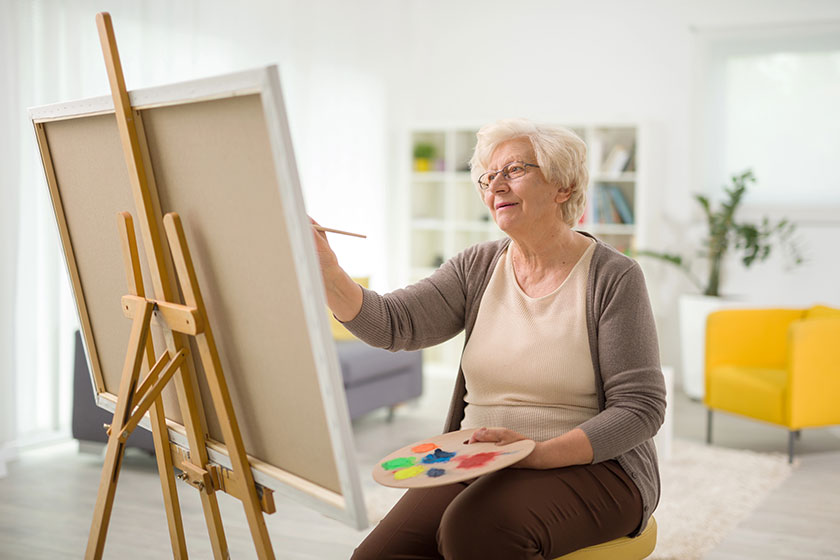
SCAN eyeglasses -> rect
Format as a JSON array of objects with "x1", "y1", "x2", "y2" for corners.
[{"x1": 477, "y1": 161, "x2": 540, "y2": 191}]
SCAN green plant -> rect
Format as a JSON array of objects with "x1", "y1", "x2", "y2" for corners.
[
  {"x1": 638, "y1": 170, "x2": 803, "y2": 297},
  {"x1": 413, "y1": 142, "x2": 436, "y2": 160}
]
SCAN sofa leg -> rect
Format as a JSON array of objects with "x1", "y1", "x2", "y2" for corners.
[
  {"x1": 788, "y1": 431, "x2": 797, "y2": 464},
  {"x1": 706, "y1": 409, "x2": 713, "y2": 445},
  {"x1": 386, "y1": 406, "x2": 396, "y2": 423}
]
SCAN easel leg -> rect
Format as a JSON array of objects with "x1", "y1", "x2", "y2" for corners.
[
  {"x1": 197, "y1": 480, "x2": 229, "y2": 558},
  {"x1": 119, "y1": 211, "x2": 189, "y2": 558},
  {"x1": 86, "y1": 301, "x2": 154, "y2": 559},
  {"x1": 168, "y1": 350, "x2": 230, "y2": 559},
  {"x1": 149, "y1": 399, "x2": 188, "y2": 558},
  {"x1": 165, "y1": 213, "x2": 275, "y2": 559}
]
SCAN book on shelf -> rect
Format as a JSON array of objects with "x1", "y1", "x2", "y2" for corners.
[
  {"x1": 601, "y1": 144, "x2": 634, "y2": 175},
  {"x1": 621, "y1": 143, "x2": 636, "y2": 173},
  {"x1": 598, "y1": 186, "x2": 620, "y2": 224},
  {"x1": 605, "y1": 185, "x2": 634, "y2": 224},
  {"x1": 589, "y1": 184, "x2": 634, "y2": 225}
]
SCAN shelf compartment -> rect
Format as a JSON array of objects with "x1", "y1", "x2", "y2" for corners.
[
  {"x1": 411, "y1": 229, "x2": 445, "y2": 269},
  {"x1": 411, "y1": 181, "x2": 445, "y2": 220},
  {"x1": 453, "y1": 130, "x2": 479, "y2": 173},
  {"x1": 412, "y1": 131, "x2": 447, "y2": 172},
  {"x1": 454, "y1": 180, "x2": 491, "y2": 222},
  {"x1": 589, "y1": 127, "x2": 637, "y2": 175},
  {"x1": 587, "y1": 182, "x2": 635, "y2": 226},
  {"x1": 593, "y1": 232, "x2": 636, "y2": 256}
]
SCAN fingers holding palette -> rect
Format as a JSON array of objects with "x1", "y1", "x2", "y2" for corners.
[{"x1": 372, "y1": 428, "x2": 536, "y2": 488}]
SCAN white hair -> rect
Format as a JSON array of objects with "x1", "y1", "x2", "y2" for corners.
[{"x1": 468, "y1": 118, "x2": 589, "y2": 228}]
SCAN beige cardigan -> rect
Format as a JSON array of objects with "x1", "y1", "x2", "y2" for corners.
[{"x1": 344, "y1": 233, "x2": 666, "y2": 535}]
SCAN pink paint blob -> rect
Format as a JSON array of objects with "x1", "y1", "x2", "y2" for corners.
[
  {"x1": 411, "y1": 443, "x2": 438, "y2": 453},
  {"x1": 452, "y1": 451, "x2": 500, "y2": 469}
]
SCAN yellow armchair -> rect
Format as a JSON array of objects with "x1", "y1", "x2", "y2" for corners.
[{"x1": 704, "y1": 305, "x2": 840, "y2": 462}]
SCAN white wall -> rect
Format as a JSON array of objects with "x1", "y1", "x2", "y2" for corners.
[
  {"x1": 390, "y1": 0, "x2": 840, "y2": 374},
  {"x1": 6, "y1": 0, "x2": 840, "y2": 419},
  {"x1": 14, "y1": 0, "x2": 404, "y2": 275}
]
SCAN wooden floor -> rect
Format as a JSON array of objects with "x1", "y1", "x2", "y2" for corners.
[
  {"x1": 672, "y1": 390, "x2": 840, "y2": 560},
  {"x1": 1, "y1": 374, "x2": 839, "y2": 559}
]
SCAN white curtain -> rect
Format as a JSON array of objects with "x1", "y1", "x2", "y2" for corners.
[
  {"x1": 0, "y1": 0, "x2": 392, "y2": 464},
  {"x1": 1, "y1": 0, "x2": 22, "y2": 476},
  {"x1": 5, "y1": 1, "x2": 89, "y2": 455},
  {"x1": 4, "y1": 0, "x2": 230, "y2": 452}
]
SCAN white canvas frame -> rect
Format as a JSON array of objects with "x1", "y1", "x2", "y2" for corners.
[{"x1": 30, "y1": 66, "x2": 368, "y2": 530}]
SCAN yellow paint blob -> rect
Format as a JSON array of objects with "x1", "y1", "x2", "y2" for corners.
[{"x1": 393, "y1": 465, "x2": 425, "y2": 480}]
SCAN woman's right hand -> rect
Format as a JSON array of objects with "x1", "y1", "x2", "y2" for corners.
[
  {"x1": 310, "y1": 217, "x2": 340, "y2": 274},
  {"x1": 309, "y1": 216, "x2": 363, "y2": 323}
]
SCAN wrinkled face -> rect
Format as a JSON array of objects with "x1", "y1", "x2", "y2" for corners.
[{"x1": 481, "y1": 137, "x2": 569, "y2": 235}]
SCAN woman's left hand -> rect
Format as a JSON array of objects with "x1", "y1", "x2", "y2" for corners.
[{"x1": 468, "y1": 427, "x2": 547, "y2": 469}]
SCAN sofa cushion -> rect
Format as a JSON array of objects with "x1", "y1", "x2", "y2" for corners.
[
  {"x1": 706, "y1": 366, "x2": 787, "y2": 425},
  {"x1": 336, "y1": 340, "x2": 421, "y2": 386}
]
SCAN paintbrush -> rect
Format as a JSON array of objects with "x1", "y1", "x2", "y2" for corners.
[{"x1": 312, "y1": 225, "x2": 367, "y2": 239}]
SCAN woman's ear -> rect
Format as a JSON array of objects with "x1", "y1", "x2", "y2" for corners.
[{"x1": 555, "y1": 186, "x2": 572, "y2": 204}]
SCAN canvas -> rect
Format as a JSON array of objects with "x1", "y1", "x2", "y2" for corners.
[{"x1": 29, "y1": 66, "x2": 367, "y2": 530}]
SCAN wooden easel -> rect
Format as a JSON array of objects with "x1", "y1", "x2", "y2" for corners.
[{"x1": 86, "y1": 13, "x2": 276, "y2": 559}]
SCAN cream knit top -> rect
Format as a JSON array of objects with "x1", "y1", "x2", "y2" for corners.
[{"x1": 460, "y1": 241, "x2": 597, "y2": 442}]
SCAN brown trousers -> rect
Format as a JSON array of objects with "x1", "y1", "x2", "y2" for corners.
[{"x1": 352, "y1": 460, "x2": 642, "y2": 560}]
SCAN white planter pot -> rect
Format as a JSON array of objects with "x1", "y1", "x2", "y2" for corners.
[{"x1": 678, "y1": 294, "x2": 728, "y2": 400}]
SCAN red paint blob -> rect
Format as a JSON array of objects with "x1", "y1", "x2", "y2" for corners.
[
  {"x1": 453, "y1": 451, "x2": 500, "y2": 469},
  {"x1": 411, "y1": 443, "x2": 438, "y2": 453}
]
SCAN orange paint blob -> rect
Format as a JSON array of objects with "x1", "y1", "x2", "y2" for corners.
[{"x1": 411, "y1": 443, "x2": 438, "y2": 453}]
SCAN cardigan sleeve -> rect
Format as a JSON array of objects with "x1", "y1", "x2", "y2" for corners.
[
  {"x1": 341, "y1": 253, "x2": 470, "y2": 351},
  {"x1": 577, "y1": 262, "x2": 667, "y2": 463}
]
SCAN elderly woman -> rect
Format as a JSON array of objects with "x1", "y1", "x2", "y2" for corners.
[{"x1": 313, "y1": 118, "x2": 665, "y2": 560}]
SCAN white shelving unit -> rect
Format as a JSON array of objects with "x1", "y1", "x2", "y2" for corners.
[
  {"x1": 402, "y1": 129, "x2": 507, "y2": 285},
  {"x1": 398, "y1": 124, "x2": 644, "y2": 372},
  {"x1": 582, "y1": 125, "x2": 642, "y2": 254}
]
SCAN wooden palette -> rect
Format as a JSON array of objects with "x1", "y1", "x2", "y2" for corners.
[{"x1": 372, "y1": 428, "x2": 536, "y2": 489}]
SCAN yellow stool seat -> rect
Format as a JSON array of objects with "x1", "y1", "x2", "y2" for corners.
[{"x1": 554, "y1": 516, "x2": 657, "y2": 560}]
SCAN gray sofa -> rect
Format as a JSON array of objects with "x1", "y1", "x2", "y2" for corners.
[
  {"x1": 336, "y1": 340, "x2": 423, "y2": 420},
  {"x1": 72, "y1": 331, "x2": 423, "y2": 453}
]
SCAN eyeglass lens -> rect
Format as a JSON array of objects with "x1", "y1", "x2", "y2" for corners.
[{"x1": 479, "y1": 162, "x2": 528, "y2": 189}]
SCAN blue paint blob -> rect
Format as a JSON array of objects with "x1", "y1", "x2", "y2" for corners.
[
  {"x1": 421, "y1": 448, "x2": 457, "y2": 464},
  {"x1": 426, "y1": 468, "x2": 446, "y2": 478}
]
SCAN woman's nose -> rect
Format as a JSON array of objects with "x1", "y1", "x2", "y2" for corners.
[{"x1": 491, "y1": 177, "x2": 510, "y2": 192}]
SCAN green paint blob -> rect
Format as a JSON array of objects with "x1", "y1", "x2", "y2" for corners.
[{"x1": 381, "y1": 457, "x2": 416, "y2": 471}]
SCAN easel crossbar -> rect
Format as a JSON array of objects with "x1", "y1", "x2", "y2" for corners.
[
  {"x1": 120, "y1": 349, "x2": 187, "y2": 441},
  {"x1": 132, "y1": 349, "x2": 172, "y2": 405},
  {"x1": 122, "y1": 294, "x2": 203, "y2": 335}
]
